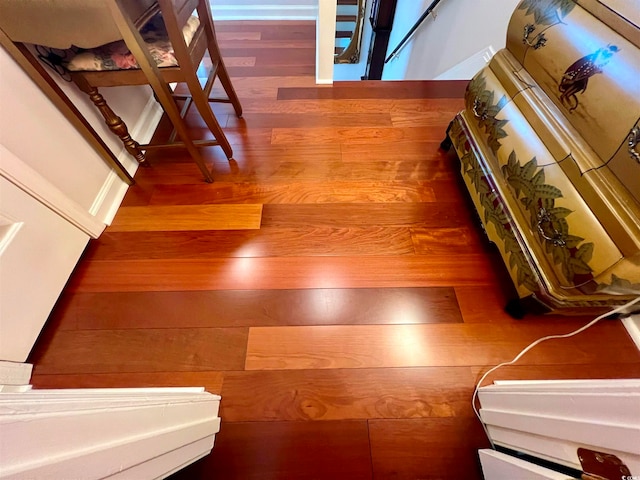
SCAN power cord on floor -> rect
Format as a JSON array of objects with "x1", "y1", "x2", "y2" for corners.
[{"x1": 471, "y1": 295, "x2": 640, "y2": 448}]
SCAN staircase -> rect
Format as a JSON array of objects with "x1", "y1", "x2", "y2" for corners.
[{"x1": 334, "y1": 0, "x2": 362, "y2": 62}]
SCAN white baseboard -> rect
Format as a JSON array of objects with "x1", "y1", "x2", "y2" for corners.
[
  {"x1": 212, "y1": 5, "x2": 317, "y2": 20},
  {"x1": 0, "y1": 361, "x2": 33, "y2": 386},
  {"x1": 622, "y1": 314, "x2": 640, "y2": 352},
  {"x1": 90, "y1": 95, "x2": 163, "y2": 225},
  {"x1": 434, "y1": 46, "x2": 497, "y2": 80}
]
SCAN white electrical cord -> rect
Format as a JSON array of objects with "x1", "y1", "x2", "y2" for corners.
[{"x1": 471, "y1": 295, "x2": 640, "y2": 448}]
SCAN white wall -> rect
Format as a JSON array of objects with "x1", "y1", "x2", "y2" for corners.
[{"x1": 382, "y1": 0, "x2": 521, "y2": 80}]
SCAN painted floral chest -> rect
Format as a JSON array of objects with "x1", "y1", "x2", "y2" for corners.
[{"x1": 446, "y1": 0, "x2": 640, "y2": 316}]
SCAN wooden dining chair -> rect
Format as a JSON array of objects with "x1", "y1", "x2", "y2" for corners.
[{"x1": 61, "y1": 0, "x2": 242, "y2": 183}]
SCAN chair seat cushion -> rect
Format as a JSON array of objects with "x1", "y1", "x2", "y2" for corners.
[{"x1": 64, "y1": 13, "x2": 200, "y2": 72}]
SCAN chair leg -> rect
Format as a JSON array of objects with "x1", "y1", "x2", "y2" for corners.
[
  {"x1": 216, "y1": 62, "x2": 243, "y2": 118},
  {"x1": 196, "y1": 0, "x2": 242, "y2": 118},
  {"x1": 73, "y1": 77, "x2": 147, "y2": 166},
  {"x1": 184, "y1": 74, "x2": 234, "y2": 160}
]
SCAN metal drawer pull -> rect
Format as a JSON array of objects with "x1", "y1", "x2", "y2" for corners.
[
  {"x1": 628, "y1": 127, "x2": 640, "y2": 163},
  {"x1": 523, "y1": 24, "x2": 547, "y2": 49},
  {"x1": 472, "y1": 97, "x2": 488, "y2": 120},
  {"x1": 536, "y1": 208, "x2": 566, "y2": 247}
]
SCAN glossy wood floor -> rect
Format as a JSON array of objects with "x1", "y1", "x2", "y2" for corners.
[{"x1": 29, "y1": 21, "x2": 640, "y2": 480}]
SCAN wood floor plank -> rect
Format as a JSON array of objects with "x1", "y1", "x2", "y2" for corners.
[
  {"x1": 50, "y1": 287, "x2": 463, "y2": 330},
  {"x1": 222, "y1": 47, "x2": 315, "y2": 66},
  {"x1": 225, "y1": 112, "x2": 393, "y2": 128},
  {"x1": 64, "y1": 254, "x2": 503, "y2": 292},
  {"x1": 217, "y1": 31, "x2": 262, "y2": 41},
  {"x1": 369, "y1": 417, "x2": 487, "y2": 479},
  {"x1": 219, "y1": 39, "x2": 316, "y2": 50},
  {"x1": 339, "y1": 141, "x2": 451, "y2": 163},
  {"x1": 82, "y1": 227, "x2": 416, "y2": 261},
  {"x1": 276, "y1": 81, "x2": 468, "y2": 100},
  {"x1": 147, "y1": 182, "x2": 437, "y2": 205},
  {"x1": 220, "y1": 367, "x2": 475, "y2": 422},
  {"x1": 260, "y1": 203, "x2": 471, "y2": 228},
  {"x1": 170, "y1": 420, "x2": 373, "y2": 480},
  {"x1": 229, "y1": 97, "x2": 460, "y2": 115},
  {"x1": 208, "y1": 76, "x2": 318, "y2": 99},
  {"x1": 454, "y1": 286, "x2": 597, "y2": 325},
  {"x1": 271, "y1": 126, "x2": 448, "y2": 145},
  {"x1": 30, "y1": 371, "x2": 225, "y2": 393},
  {"x1": 244, "y1": 322, "x2": 640, "y2": 370},
  {"x1": 411, "y1": 226, "x2": 490, "y2": 255},
  {"x1": 139, "y1": 143, "x2": 343, "y2": 171},
  {"x1": 30, "y1": 327, "x2": 249, "y2": 374},
  {"x1": 222, "y1": 56, "x2": 256, "y2": 67},
  {"x1": 144, "y1": 158, "x2": 456, "y2": 184},
  {"x1": 107, "y1": 204, "x2": 263, "y2": 232},
  {"x1": 227, "y1": 64, "x2": 316, "y2": 77}
]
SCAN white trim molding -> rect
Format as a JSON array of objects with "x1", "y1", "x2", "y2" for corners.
[
  {"x1": 0, "y1": 388, "x2": 221, "y2": 479},
  {"x1": 622, "y1": 314, "x2": 640, "y2": 352},
  {"x1": 0, "y1": 144, "x2": 105, "y2": 238},
  {"x1": 316, "y1": 0, "x2": 337, "y2": 85},
  {"x1": 0, "y1": 361, "x2": 32, "y2": 387},
  {"x1": 479, "y1": 379, "x2": 640, "y2": 473}
]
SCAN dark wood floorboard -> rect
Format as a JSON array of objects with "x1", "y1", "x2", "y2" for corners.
[
  {"x1": 219, "y1": 367, "x2": 476, "y2": 422},
  {"x1": 369, "y1": 417, "x2": 489, "y2": 479},
  {"x1": 46, "y1": 287, "x2": 462, "y2": 331},
  {"x1": 28, "y1": 20, "x2": 640, "y2": 480},
  {"x1": 171, "y1": 420, "x2": 373, "y2": 480}
]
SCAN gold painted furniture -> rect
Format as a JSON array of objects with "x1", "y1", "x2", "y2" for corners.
[
  {"x1": 0, "y1": 0, "x2": 242, "y2": 183},
  {"x1": 443, "y1": 0, "x2": 640, "y2": 316}
]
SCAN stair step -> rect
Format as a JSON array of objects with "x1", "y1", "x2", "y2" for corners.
[
  {"x1": 336, "y1": 30, "x2": 353, "y2": 38},
  {"x1": 335, "y1": 46, "x2": 345, "y2": 55},
  {"x1": 337, "y1": 0, "x2": 358, "y2": 4},
  {"x1": 336, "y1": 14, "x2": 357, "y2": 22}
]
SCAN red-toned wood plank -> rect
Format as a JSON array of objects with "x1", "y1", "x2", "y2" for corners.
[
  {"x1": 170, "y1": 421, "x2": 373, "y2": 480},
  {"x1": 277, "y1": 80, "x2": 468, "y2": 100},
  {"x1": 454, "y1": 286, "x2": 598, "y2": 325},
  {"x1": 260, "y1": 203, "x2": 470, "y2": 228},
  {"x1": 244, "y1": 321, "x2": 640, "y2": 370},
  {"x1": 29, "y1": 327, "x2": 249, "y2": 374},
  {"x1": 224, "y1": 112, "x2": 393, "y2": 128},
  {"x1": 411, "y1": 226, "x2": 490, "y2": 255},
  {"x1": 64, "y1": 254, "x2": 503, "y2": 292},
  {"x1": 49, "y1": 287, "x2": 462, "y2": 330},
  {"x1": 130, "y1": 156, "x2": 457, "y2": 186},
  {"x1": 222, "y1": 48, "x2": 316, "y2": 66},
  {"x1": 271, "y1": 125, "x2": 449, "y2": 145},
  {"x1": 83, "y1": 227, "x2": 416, "y2": 261},
  {"x1": 147, "y1": 182, "x2": 437, "y2": 205},
  {"x1": 369, "y1": 417, "x2": 487, "y2": 479},
  {"x1": 227, "y1": 64, "x2": 316, "y2": 76},
  {"x1": 220, "y1": 366, "x2": 475, "y2": 422}
]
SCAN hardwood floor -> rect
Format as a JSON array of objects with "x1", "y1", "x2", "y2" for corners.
[{"x1": 28, "y1": 21, "x2": 640, "y2": 480}]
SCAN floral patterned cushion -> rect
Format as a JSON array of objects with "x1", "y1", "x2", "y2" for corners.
[{"x1": 65, "y1": 13, "x2": 200, "y2": 72}]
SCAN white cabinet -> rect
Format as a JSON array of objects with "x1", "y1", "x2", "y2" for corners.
[{"x1": 0, "y1": 172, "x2": 90, "y2": 362}]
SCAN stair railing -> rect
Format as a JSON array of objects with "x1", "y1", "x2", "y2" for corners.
[
  {"x1": 384, "y1": 0, "x2": 445, "y2": 63},
  {"x1": 335, "y1": 0, "x2": 366, "y2": 64}
]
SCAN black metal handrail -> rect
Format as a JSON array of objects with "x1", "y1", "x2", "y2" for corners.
[{"x1": 384, "y1": 0, "x2": 445, "y2": 63}]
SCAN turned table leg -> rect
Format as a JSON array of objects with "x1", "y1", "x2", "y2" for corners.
[{"x1": 73, "y1": 76, "x2": 147, "y2": 166}]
